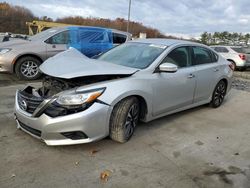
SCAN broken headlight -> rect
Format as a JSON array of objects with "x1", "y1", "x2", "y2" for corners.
[{"x1": 56, "y1": 88, "x2": 105, "y2": 106}]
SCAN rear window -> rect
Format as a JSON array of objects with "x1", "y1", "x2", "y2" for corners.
[
  {"x1": 231, "y1": 47, "x2": 244, "y2": 53},
  {"x1": 213, "y1": 47, "x2": 229, "y2": 53}
]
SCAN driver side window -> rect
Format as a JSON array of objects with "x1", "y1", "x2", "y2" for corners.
[
  {"x1": 162, "y1": 46, "x2": 189, "y2": 68},
  {"x1": 46, "y1": 31, "x2": 69, "y2": 44}
]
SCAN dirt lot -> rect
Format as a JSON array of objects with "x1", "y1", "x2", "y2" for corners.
[{"x1": 1, "y1": 74, "x2": 250, "y2": 188}]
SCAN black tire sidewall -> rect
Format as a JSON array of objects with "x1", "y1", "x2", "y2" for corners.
[
  {"x1": 15, "y1": 56, "x2": 42, "y2": 80},
  {"x1": 109, "y1": 97, "x2": 140, "y2": 143},
  {"x1": 211, "y1": 80, "x2": 226, "y2": 108},
  {"x1": 123, "y1": 100, "x2": 140, "y2": 140}
]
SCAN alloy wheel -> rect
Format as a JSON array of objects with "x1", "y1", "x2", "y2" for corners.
[
  {"x1": 20, "y1": 61, "x2": 39, "y2": 78},
  {"x1": 213, "y1": 82, "x2": 226, "y2": 106},
  {"x1": 124, "y1": 103, "x2": 139, "y2": 139}
]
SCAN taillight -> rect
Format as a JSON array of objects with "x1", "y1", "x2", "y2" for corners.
[
  {"x1": 229, "y1": 62, "x2": 235, "y2": 71},
  {"x1": 239, "y1": 54, "x2": 246, "y2": 60}
]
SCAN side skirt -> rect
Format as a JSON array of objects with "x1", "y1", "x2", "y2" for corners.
[{"x1": 144, "y1": 99, "x2": 211, "y2": 122}]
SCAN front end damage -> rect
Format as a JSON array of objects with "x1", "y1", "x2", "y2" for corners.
[{"x1": 14, "y1": 74, "x2": 129, "y2": 145}]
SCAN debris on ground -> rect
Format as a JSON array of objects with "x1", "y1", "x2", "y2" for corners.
[
  {"x1": 100, "y1": 170, "x2": 112, "y2": 182},
  {"x1": 195, "y1": 140, "x2": 204, "y2": 146},
  {"x1": 90, "y1": 149, "x2": 99, "y2": 156}
]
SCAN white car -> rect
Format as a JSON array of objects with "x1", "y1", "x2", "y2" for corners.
[{"x1": 211, "y1": 46, "x2": 250, "y2": 70}]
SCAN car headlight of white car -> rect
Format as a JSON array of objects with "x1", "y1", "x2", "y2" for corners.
[
  {"x1": 0, "y1": 48, "x2": 11, "y2": 55},
  {"x1": 56, "y1": 87, "x2": 106, "y2": 106}
]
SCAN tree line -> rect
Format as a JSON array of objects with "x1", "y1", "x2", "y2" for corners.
[
  {"x1": 2, "y1": 2, "x2": 249, "y2": 45},
  {"x1": 200, "y1": 31, "x2": 250, "y2": 46},
  {"x1": 0, "y1": 2, "x2": 173, "y2": 38},
  {"x1": 0, "y1": 2, "x2": 35, "y2": 34}
]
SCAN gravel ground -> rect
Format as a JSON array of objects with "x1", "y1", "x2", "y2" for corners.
[{"x1": 232, "y1": 77, "x2": 250, "y2": 92}]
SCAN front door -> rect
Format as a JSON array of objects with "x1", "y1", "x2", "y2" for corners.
[
  {"x1": 45, "y1": 31, "x2": 69, "y2": 58},
  {"x1": 152, "y1": 46, "x2": 196, "y2": 116}
]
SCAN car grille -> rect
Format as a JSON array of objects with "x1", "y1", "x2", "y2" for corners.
[
  {"x1": 18, "y1": 121, "x2": 41, "y2": 137},
  {"x1": 17, "y1": 90, "x2": 43, "y2": 114}
]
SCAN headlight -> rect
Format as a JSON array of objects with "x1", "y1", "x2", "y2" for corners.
[
  {"x1": 0, "y1": 48, "x2": 11, "y2": 55},
  {"x1": 56, "y1": 88, "x2": 105, "y2": 106}
]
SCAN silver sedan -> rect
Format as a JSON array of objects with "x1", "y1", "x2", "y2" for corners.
[{"x1": 14, "y1": 39, "x2": 233, "y2": 145}]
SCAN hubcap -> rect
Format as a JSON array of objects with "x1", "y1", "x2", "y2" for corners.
[
  {"x1": 214, "y1": 82, "x2": 226, "y2": 106},
  {"x1": 20, "y1": 61, "x2": 39, "y2": 78},
  {"x1": 124, "y1": 103, "x2": 139, "y2": 139}
]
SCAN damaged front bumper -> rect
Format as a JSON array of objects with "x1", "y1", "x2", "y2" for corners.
[{"x1": 14, "y1": 89, "x2": 112, "y2": 146}]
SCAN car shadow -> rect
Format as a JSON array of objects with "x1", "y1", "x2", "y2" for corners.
[
  {"x1": 56, "y1": 103, "x2": 209, "y2": 151},
  {"x1": 50, "y1": 93, "x2": 235, "y2": 152}
]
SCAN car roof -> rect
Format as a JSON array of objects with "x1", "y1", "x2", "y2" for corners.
[
  {"x1": 210, "y1": 45, "x2": 243, "y2": 48},
  {"x1": 52, "y1": 26, "x2": 131, "y2": 36},
  {"x1": 130, "y1": 38, "x2": 203, "y2": 47}
]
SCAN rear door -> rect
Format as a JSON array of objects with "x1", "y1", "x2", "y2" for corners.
[
  {"x1": 45, "y1": 30, "x2": 69, "y2": 58},
  {"x1": 192, "y1": 46, "x2": 220, "y2": 103}
]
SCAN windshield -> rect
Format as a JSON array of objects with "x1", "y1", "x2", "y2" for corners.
[
  {"x1": 29, "y1": 28, "x2": 62, "y2": 41},
  {"x1": 98, "y1": 42, "x2": 166, "y2": 69}
]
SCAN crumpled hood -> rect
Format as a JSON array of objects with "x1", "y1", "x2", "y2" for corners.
[
  {"x1": 0, "y1": 39, "x2": 29, "y2": 48},
  {"x1": 39, "y1": 48, "x2": 139, "y2": 79}
]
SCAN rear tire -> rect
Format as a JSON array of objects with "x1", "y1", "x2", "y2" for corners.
[
  {"x1": 210, "y1": 80, "x2": 227, "y2": 108},
  {"x1": 109, "y1": 97, "x2": 140, "y2": 143},
  {"x1": 15, "y1": 56, "x2": 42, "y2": 80}
]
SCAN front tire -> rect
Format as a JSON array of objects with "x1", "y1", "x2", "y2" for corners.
[
  {"x1": 210, "y1": 80, "x2": 227, "y2": 108},
  {"x1": 15, "y1": 56, "x2": 42, "y2": 80},
  {"x1": 110, "y1": 97, "x2": 140, "y2": 143}
]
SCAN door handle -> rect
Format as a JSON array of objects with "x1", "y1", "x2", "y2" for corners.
[
  {"x1": 52, "y1": 44, "x2": 56, "y2": 48},
  {"x1": 214, "y1": 68, "x2": 219, "y2": 72},
  {"x1": 187, "y1": 74, "x2": 195, "y2": 78}
]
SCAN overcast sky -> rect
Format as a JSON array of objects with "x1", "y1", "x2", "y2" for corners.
[{"x1": 7, "y1": 0, "x2": 250, "y2": 38}]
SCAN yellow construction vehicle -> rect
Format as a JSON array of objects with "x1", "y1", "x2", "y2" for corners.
[{"x1": 26, "y1": 20, "x2": 80, "y2": 35}]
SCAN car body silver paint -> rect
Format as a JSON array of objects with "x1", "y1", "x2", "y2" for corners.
[
  {"x1": 39, "y1": 48, "x2": 139, "y2": 79},
  {"x1": 14, "y1": 39, "x2": 233, "y2": 145}
]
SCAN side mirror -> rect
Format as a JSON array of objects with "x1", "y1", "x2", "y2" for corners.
[{"x1": 158, "y1": 63, "x2": 178, "y2": 73}]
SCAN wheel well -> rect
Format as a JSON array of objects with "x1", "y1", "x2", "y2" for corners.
[
  {"x1": 117, "y1": 95, "x2": 148, "y2": 121},
  {"x1": 13, "y1": 54, "x2": 43, "y2": 73},
  {"x1": 220, "y1": 78, "x2": 228, "y2": 90},
  {"x1": 227, "y1": 59, "x2": 235, "y2": 64},
  {"x1": 135, "y1": 95, "x2": 148, "y2": 120}
]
